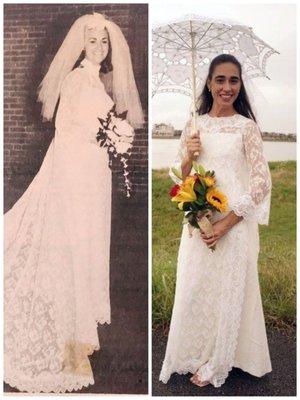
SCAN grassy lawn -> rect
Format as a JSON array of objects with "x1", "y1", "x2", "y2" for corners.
[{"x1": 152, "y1": 161, "x2": 296, "y2": 330}]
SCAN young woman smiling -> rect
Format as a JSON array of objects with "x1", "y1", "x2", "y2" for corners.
[{"x1": 160, "y1": 54, "x2": 272, "y2": 388}]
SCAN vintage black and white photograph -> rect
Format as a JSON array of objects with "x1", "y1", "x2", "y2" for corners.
[
  {"x1": 152, "y1": 2, "x2": 296, "y2": 397},
  {"x1": 4, "y1": 3, "x2": 148, "y2": 394}
]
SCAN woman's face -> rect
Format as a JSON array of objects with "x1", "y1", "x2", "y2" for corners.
[
  {"x1": 85, "y1": 28, "x2": 109, "y2": 66},
  {"x1": 207, "y1": 62, "x2": 241, "y2": 109}
]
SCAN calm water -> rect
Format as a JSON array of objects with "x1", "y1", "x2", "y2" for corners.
[{"x1": 152, "y1": 139, "x2": 296, "y2": 169}]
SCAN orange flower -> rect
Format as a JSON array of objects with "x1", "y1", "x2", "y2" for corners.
[{"x1": 203, "y1": 175, "x2": 215, "y2": 187}]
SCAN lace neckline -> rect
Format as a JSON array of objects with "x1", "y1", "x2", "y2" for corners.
[
  {"x1": 80, "y1": 58, "x2": 101, "y2": 79},
  {"x1": 205, "y1": 113, "x2": 240, "y2": 120}
]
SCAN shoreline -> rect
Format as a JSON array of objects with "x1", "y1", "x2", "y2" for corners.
[{"x1": 152, "y1": 136, "x2": 296, "y2": 142}]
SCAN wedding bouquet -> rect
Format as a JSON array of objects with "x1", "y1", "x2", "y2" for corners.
[
  {"x1": 97, "y1": 105, "x2": 134, "y2": 197},
  {"x1": 170, "y1": 162, "x2": 228, "y2": 250}
]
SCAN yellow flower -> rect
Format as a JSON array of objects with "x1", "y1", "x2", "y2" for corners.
[
  {"x1": 171, "y1": 176, "x2": 197, "y2": 205},
  {"x1": 178, "y1": 202, "x2": 184, "y2": 210},
  {"x1": 206, "y1": 188, "x2": 228, "y2": 212},
  {"x1": 203, "y1": 176, "x2": 215, "y2": 187}
]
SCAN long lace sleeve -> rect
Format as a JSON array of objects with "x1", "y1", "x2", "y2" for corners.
[
  {"x1": 55, "y1": 71, "x2": 91, "y2": 140},
  {"x1": 169, "y1": 119, "x2": 192, "y2": 184},
  {"x1": 231, "y1": 121, "x2": 272, "y2": 225}
]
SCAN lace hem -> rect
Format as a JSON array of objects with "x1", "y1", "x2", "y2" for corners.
[
  {"x1": 4, "y1": 316, "x2": 111, "y2": 394},
  {"x1": 4, "y1": 334, "x2": 104, "y2": 394},
  {"x1": 159, "y1": 358, "x2": 270, "y2": 386},
  {"x1": 159, "y1": 360, "x2": 200, "y2": 384},
  {"x1": 4, "y1": 369, "x2": 95, "y2": 394},
  {"x1": 96, "y1": 317, "x2": 111, "y2": 325}
]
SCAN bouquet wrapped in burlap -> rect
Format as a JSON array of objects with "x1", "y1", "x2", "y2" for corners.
[{"x1": 170, "y1": 162, "x2": 228, "y2": 251}]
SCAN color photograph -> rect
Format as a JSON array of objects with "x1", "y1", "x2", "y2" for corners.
[{"x1": 152, "y1": 2, "x2": 296, "y2": 396}]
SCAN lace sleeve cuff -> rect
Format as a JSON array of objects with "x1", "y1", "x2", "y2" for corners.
[
  {"x1": 231, "y1": 193, "x2": 255, "y2": 219},
  {"x1": 231, "y1": 189, "x2": 271, "y2": 225}
]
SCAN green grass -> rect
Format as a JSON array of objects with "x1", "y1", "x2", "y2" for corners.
[{"x1": 152, "y1": 161, "x2": 296, "y2": 330}]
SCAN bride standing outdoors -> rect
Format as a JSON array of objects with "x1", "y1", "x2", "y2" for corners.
[
  {"x1": 4, "y1": 11, "x2": 144, "y2": 393},
  {"x1": 160, "y1": 54, "x2": 272, "y2": 388}
]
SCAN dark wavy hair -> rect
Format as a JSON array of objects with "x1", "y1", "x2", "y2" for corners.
[
  {"x1": 73, "y1": 29, "x2": 113, "y2": 74},
  {"x1": 197, "y1": 54, "x2": 256, "y2": 122}
]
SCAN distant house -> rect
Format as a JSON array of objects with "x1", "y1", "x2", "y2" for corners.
[
  {"x1": 152, "y1": 123, "x2": 175, "y2": 137},
  {"x1": 152, "y1": 124, "x2": 296, "y2": 142},
  {"x1": 262, "y1": 132, "x2": 296, "y2": 142}
]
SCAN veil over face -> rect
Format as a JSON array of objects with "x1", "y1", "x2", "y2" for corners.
[{"x1": 38, "y1": 12, "x2": 144, "y2": 128}]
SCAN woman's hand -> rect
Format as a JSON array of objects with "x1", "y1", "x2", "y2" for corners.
[
  {"x1": 200, "y1": 219, "x2": 230, "y2": 248},
  {"x1": 186, "y1": 131, "x2": 201, "y2": 161},
  {"x1": 200, "y1": 211, "x2": 243, "y2": 247},
  {"x1": 181, "y1": 131, "x2": 202, "y2": 180}
]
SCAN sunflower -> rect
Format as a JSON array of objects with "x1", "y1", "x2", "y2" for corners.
[{"x1": 206, "y1": 188, "x2": 228, "y2": 212}]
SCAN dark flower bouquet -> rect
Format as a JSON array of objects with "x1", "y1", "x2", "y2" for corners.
[{"x1": 97, "y1": 105, "x2": 134, "y2": 197}]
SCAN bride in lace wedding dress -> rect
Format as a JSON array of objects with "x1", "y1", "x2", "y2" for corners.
[
  {"x1": 4, "y1": 13, "x2": 144, "y2": 393},
  {"x1": 159, "y1": 54, "x2": 272, "y2": 388}
]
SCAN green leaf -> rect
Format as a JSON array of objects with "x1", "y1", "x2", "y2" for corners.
[
  {"x1": 192, "y1": 161, "x2": 198, "y2": 173},
  {"x1": 171, "y1": 167, "x2": 182, "y2": 181},
  {"x1": 190, "y1": 203, "x2": 200, "y2": 212},
  {"x1": 194, "y1": 182, "x2": 202, "y2": 194},
  {"x1": 195, "y1": 198, "x2": 205, "y2": 206},
  {"x1": 195, "y1": 187, "x2": 205, "y2": 197},
  {"x1": 197, "y1": 164, "x2": 206, "y2": 176},
  {"x1": 199, "y1": 179, "x2": 207, "y2": 192},
  {"x1": 182, "y1": 202, "x2": 191, "y2": 211},
  {"x1": 188, "y1": 213, "x2": 199, "y2": 228},
  {"x1": 192, "y1": 162, "x2": 206, "y2": 176}
]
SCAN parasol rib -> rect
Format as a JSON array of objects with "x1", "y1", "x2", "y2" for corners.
[
  {"x1": 167, "y1": 24, "x2": 192, "y2": 49},
  {"x1": 197, "y1": 27, "x2": 233, "y2": 49},
  {"x1": 154, "y1": 33, "x2": 190, "y2": 50},
  {"x1": 195, "y1": 22, "x2": 214, "y2": 48}
]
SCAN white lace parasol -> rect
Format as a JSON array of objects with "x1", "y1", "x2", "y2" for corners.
[{"x1": 152, "y1": 14, "x2": 279, "y2": 130}]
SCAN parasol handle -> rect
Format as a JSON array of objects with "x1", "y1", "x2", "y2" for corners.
[{"x1": 190, "y1": 22, "x2": 199, "y2": 157}]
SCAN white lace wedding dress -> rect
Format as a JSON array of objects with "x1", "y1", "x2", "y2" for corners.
[
  {"x1": 159, "y1": 113, "x2": 272, "y2": 387},
  {"x1": 4, "y1": 58, "x2": 115, "y2": 393}
]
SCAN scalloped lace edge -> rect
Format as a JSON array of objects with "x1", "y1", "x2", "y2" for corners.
[
  {"x1": 4, "y1": 369, "x2": 95, "y2": 394},
  {"x1": 4, "y1": 318, "x2": 112, "y2": 393}
]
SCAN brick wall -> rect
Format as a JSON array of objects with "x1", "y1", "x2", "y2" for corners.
[{"x1": 4, "y1": 3, "x2": 148, "y2": 211}]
